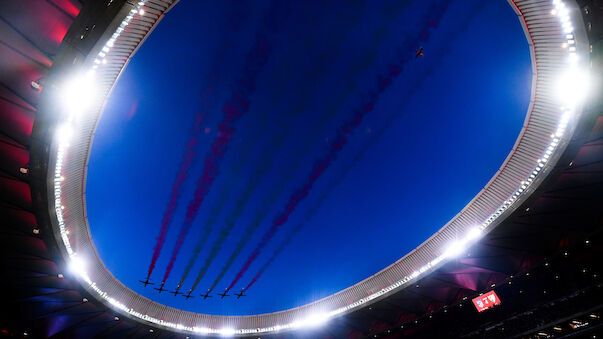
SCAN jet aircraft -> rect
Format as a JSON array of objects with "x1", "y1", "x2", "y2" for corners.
[
  {"x1": 415, "y1": 47, "x2": 424, "y2": 58},
  {"x1": 183, "y1": 291, "x2": 195, "y2": 300},
  {"x1": 234, "y1": 291, "x2": 247, "y2": 299},
  {"x1": 154, "y1": 284, "x2": 167, "y2": 294},
  {"x1": 139, "y1": 278, "x2": 153, "y2": 287},
  {"x1": 201, "y1": 291, "x2": 213, "y2": 300},
  {"x1": 217, "y1": 291, "x2": 230, "y2": 299},
  {"x1": 170, "y1": 288, "x2": 183, "y2": 297}
]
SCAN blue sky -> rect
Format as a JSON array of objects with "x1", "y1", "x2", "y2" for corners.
[{"x1": 87, "y1": 0, "x2": 531, "y2": 315}]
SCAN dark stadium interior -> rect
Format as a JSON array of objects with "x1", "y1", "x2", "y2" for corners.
[{"x1": 0, "y1": 0, "x2": 601, "y2": 338}]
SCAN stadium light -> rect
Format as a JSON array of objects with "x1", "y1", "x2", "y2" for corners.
[
  {"x1": 218, "y1": 328, "x2": 236, "y2": 336},
  {"x1": 443, "y1": 227, "x2": 483, "y2": 259},
  {"x1": 192, "y1": 327, "x2": 209, "y2": 334},
  {"x1": 69, "y1": 255, "x2": 87, "y2": 277},
  {"x1": 56, "y1": 123, "x2": 73, "y2": 145},
  {"x1": 59, "y1": 72, "x2": 97, "y2": 116},
  {"x1": 466, "y1": 227, "x2": 482, "y2": 241},
  {"x1": 443, "y1": 240, "x2": 466, "y2": 258},
  {"x1": 557, "y1": 69, "x2": 590, "y2": 107},
  {"x1": 301, "y1": 313, "x2": 330, "y2": 328}
]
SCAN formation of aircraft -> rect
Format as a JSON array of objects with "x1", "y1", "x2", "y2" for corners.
[
  {"x1": 141, "y1": 279, "x2": 249, "y2": 300},
  {"x1": 142, "y1": 45, "x2": 426, "y2": 304},
  {"x1": 139, "y1": 278, "x2": 153, "y2": 287}
]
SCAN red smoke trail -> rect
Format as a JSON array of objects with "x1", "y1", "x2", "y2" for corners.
[
  {"x1": 242, "y1": 140, "x2": 356, "y2": 290},
  {"x1": 172, "y1": 2, "x2": 253, "y2": 289},
  {"x1": 146, "y1": 113, "x2": 203, "y2": 280},
  {"x1": 226, "y1": 2, "x2": 451, "y2": 292},
  {"x1": 242, "y1": 206, "x2": 306, "y2": 291},
  {"x1": 176, "y1": 186, "x2": 229, "y2": 288},
  {"x1": 160, "y1": 11, "x2": 276, "y2": 284},
  {"x1": 242, "y1": 1, "x2": 486, "y2": 291},
  {"x1": 199, "y1": 0, "x2": 418, "y2": 293},
  {"x1": 147, "y1": 47, "x2": 223, "y2": 281},
  {"x1": 186, "y1": 0, "x2": 384, "y2": 293}
]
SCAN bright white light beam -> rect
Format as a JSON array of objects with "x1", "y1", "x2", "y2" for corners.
[{"x1": 59, "y1": 72, "x2": 97, "y2": 116}]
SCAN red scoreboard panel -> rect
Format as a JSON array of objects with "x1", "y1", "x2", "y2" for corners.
[{"x1": 471, "y1": 290, "x2": 501, "y2": 312}]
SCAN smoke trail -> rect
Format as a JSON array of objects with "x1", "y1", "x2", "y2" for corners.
[
  {"x1": 185, "y1": 4, "x2": 366, "y2": 292},
  {"x1": 160, "y1": 4, "x2": 279, "y2": 284},
  {"x1": 173, "y1": 6, "x2": 255, "y2": 289},
  {"x1": 147, "y1": 0, "x2": 247, "y2": 282},
  {"x1": 199, "y1": 0, "x2": 419, "y2": 293},
  {"x1": 176, "y1": 186, "x2": 229, "y2": 288},
  {"x1": 188, "y1": 176, "x2": 261, "y2": 292},
  {"x1": 175, "y1": 54, "x2": 290, "y2": 290},
  {"x1": 243, "y1": 226, "x2": 300, "y2": 292},
  {"x1": 243, "y1": 1, "x2": 488, "y2": 291},
  {"x1": 175, "y1": 0, "x2": 320, "y2": 289},
  {"x1": 226, "y1": 1, "x2": 452, "y2": 292},
  {"x1": 146, "y1": 113, "x2": 204, "y2": 280}
]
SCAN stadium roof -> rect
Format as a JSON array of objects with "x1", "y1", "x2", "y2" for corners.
[{"x1": 0, "y1": 0, "x2": 600, "y2": 337}]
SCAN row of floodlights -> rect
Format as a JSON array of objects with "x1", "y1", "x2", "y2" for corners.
[
  {"x1": 93, "y1": 2, "x2": 146, "y2": 69},
  {"x1": 52, "y1": 0, "x2": 593, "y2": 336},
  {"x1": 552, "y1": 0, "x2": 591, "y2": 107}
]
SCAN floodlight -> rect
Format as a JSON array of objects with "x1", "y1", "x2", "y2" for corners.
[
  {"x1": 219, "y1": 328, "x2": 236, "y2": 336},
  {"x1": 466, "y1": 227, "x2": 482, "y2": 241},
  {"x1": 59, "y1": 72, "x2": 97, "y2": 115},
  {"x1": 193, "y1": 327, "x2": 210, "y2": 334},
  {"x1": 443, "y1": 240, "x2": 466, "y2": 258},
  {"x1": 557, "y1": 69, "x2": 590, "y2": 107},
  {"x1": 302, "y1": 313, "x2": 329, "y2": 328},
  {"x1": 56, "y1": 123, "x2": 73, "y2": 144},
  {"x1": 69, "y1": 256, "x2": 87, "y2": 277}
]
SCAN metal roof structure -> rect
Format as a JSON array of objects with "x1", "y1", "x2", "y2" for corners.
[{"x1": 0, "y1": 0, "x2": 600, "y2": 337}]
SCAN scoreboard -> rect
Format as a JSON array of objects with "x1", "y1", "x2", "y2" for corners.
[{"x1": 471, "y1": 290, "x2": 501, "y2": 312}]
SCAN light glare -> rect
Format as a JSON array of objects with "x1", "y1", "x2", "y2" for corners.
[
  {"x1": 59, "y1": 73, "x2": 97, "y2": 115},
  {"x1": 56, "y1": 123, "x2": 73, "y2": 144},
  {"x1": 444, "y1": 240, "x2": 466, "y2": 258},
  {"x1": 557, "y1": 69, "x2": 590, "y2": 107},
  {"x1": 219, "y1": 328, "x2": 235, "y2": 336},
  {"x1": 69, "y1": 256, "x2": 87, "y2": 277},
  {"x1": 466, "y1": 227, "x2": 482, "y2": 241},
  {"x1": 302, "y1": 313, "x2": 329, "y2": 327}
]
